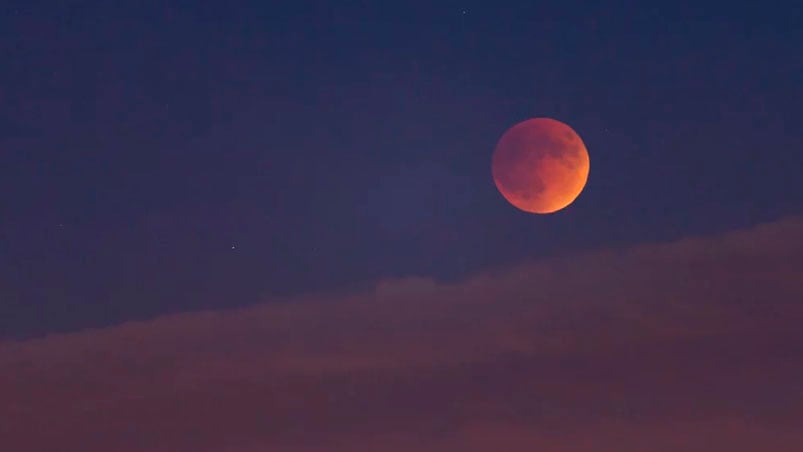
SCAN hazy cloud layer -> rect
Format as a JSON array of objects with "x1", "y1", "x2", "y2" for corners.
[{"x1": 2, "y1": 216, "x2": 802, "y2": 451}]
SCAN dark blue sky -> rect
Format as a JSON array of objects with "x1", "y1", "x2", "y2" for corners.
[{"x1": 1, "y1": 1, "x2": 801, "y2": 338}]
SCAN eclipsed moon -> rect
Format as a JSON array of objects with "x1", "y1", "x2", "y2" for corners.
[{"x1": 492, "y1": 118, "x2": 590, "y2": 214}]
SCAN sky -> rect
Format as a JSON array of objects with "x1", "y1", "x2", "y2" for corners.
[{"x1": 1, "y1": 0, "x2": 802, "y2": 450}]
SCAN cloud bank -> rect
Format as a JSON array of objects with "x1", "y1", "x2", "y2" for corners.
[{"x1": 2, "y1": 216, "x2": 802, "y2": 451}]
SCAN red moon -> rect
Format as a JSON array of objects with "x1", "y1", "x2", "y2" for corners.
[{"x1": 492, "y1": 118, "x2": 590, "y2": 214}]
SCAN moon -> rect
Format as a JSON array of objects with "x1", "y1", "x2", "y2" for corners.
[{"x1": 492, "y1": 118, "x2": 590, "y2": 214}]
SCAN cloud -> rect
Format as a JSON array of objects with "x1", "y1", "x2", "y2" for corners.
[{"x1": 1, "y1": 216, "x2": 802, "y2": 451}]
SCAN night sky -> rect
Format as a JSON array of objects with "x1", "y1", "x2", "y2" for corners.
[{"x1": 2, "y1": 1, "x2": 803, "y2": 450}]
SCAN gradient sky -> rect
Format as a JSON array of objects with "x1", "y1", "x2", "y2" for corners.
[{"x1": 1, "y1": 1, "x2": 802, "y2": 450}]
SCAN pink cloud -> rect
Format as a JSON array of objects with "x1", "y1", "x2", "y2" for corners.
[{"x1": 1, "y1": 216, "x2": 802, "y2": 451}]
